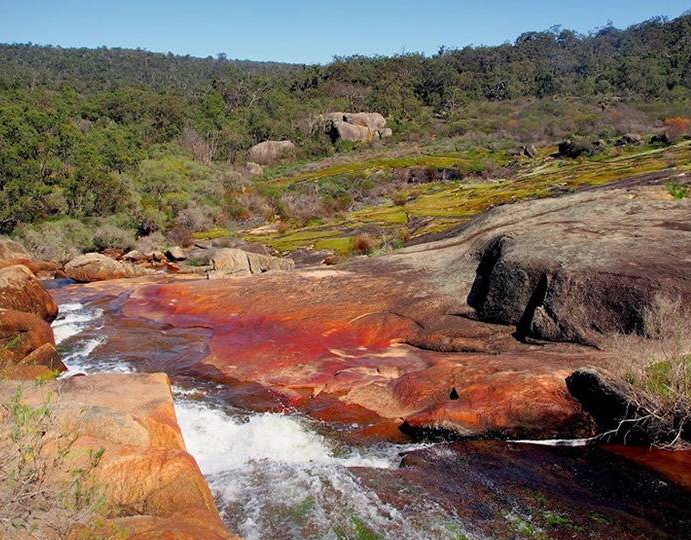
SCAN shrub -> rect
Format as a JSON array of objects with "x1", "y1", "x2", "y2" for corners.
[
  {"x1": 13, "y1": 219, "x2": 95, "y2": 262},
  {"x1": 92, "y1": 224, "x2": 136, "y2": 251},
  {"x1": 174, "y1": 204, "x2": 215, "y2": 233},
  {"x1": 280, "y1": 191, "x2": 326, "y2": 222},
  {"x1": 664, "y1": 116, "x2": 691, "y2": 142},
  {"x1": 166, "y1": 226, "x2": 195, "y2": 248},
  {"x1": 352, "y1": 233, "x2": 376, "y2": 255},
  {"x1": 667, "y1": 181, "x2": 690, "y2": 200},
  {"x1": 134, "y1": 231, "x2": 167, "y2": 252}
]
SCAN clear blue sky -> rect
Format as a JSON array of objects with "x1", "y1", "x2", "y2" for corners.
[{"x1": 1, "y1": 0, "x2": 689, "y2": 64}]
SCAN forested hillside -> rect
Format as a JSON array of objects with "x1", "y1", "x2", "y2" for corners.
[{"x1": 2, "y1": 13, "x2": 691, "y2": 251}]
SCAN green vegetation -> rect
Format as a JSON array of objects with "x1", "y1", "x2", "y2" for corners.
[
  {"x1": 3, "y1": 14, "x2": 691, "y2": 259},
  {"x1": 335, "y1": 515, "x2": 384, "y2": 540},
  {"x1": 667, "y1": 180, "x2": 690, "y2": 199},
  {"x1": 0, "y1": 385, "x2": 107, "y2": 538}
]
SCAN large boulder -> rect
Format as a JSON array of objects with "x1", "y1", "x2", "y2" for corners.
[
  {"x1": 332, "y1": 120, "x2": 379, "y2": 143},
  {"x1": 209, "y1": 248, "x2": 294, "y2": 278},
  {"x1": 322, "y1": 112, "x2": 392, "y2": 143},
  {"x1": 0, "y1": 264, "x2": 58, "y2": 321},
  {"x1": 247, "y1": 140, "x2": 297, "y2": 165},
  {"x1": 343, "y1": 112, "x2": 386, "y2": 130},
  {"x1": 64, "y1": 253, "x2": 147, "y2": 283},
  {"x1": 566, "y1": 368, "x2": 691, "y2": 447},
  {"x1": 398, "y1": 177, "x2": 691, "y2": 347}
]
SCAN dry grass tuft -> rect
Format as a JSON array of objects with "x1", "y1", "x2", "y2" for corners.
[
  {"x1": 604, "y1": 294, "x2": 691, "y2": 448},
  {"x1": 352, "y1": 233, "x2": 376, "y2": 255}
]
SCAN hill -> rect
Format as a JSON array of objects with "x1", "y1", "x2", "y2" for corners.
[{"x1": 1, "y1": 13, "x2": 691, "y2": 249}]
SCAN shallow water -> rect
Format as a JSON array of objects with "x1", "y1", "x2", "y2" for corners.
[{"x1": 53, "y1": 295, "x2": 470, "y2": 540}]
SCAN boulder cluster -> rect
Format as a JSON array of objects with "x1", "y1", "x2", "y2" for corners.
[{"x1": 321, "y1": 111, "x2": 393, "y2": 143}]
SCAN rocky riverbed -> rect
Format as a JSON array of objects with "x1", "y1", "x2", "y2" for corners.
[{"x1": 2, "y1": 175, "x2": 691, "y2": 539}]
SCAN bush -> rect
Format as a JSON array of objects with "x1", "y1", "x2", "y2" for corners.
[
  {"x1": 352, "y1": 233, "x2": 376, "y2": 255},
  {"x1": 667, "y1": 181, "x2": 690, "y2": 200},
  {"x1": 280, "y1": 191, "x2": 326, "y2": 222},
  {"x1": 174, "y1": 204, "x2": 215, "y2": 233},
  {"x1": 664, "y1": 116, "x2": 691, "y2": 142},
  {"x1": 134, "y1": 231, "x2": 167, "y2": 252},
  {"x1": 92, "y1": 224, "x2": 135, "y2": 251},
  {"x1": 13, "y1": 219, "x2": 95, "y2": 262},
  {"x1": 166, "y1": 226, "x2": 195, "y2": 248}
]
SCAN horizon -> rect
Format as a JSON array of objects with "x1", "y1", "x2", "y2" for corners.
[{"x1": 1, "y1": 0, "x2": 690, "y2": 64}]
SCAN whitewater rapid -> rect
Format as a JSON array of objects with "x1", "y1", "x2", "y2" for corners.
[{"x1": 52, "y1": 297, "x2": 471, "y2": 540}]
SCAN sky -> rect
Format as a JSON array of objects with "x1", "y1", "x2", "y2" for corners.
[{"x1": 0, "y1": 0, "x2": 690, "y2": 64}]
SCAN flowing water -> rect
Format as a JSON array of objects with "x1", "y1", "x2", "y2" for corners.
[{"x1": 52, "y1": 292, "x2": 471, "y2": 540}]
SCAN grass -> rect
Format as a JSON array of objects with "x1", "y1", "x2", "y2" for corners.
[
  {"x1": 667, "y1": 180, "x2": 690, "y2": 199},
  {"x1": 334, "y1": 515, "x2": 384, "y2": 540},
  {"x1": 246, "y1": 140, "x2": 691, "y2": 255}
]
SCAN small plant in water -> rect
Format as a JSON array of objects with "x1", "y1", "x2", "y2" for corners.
[{"x1": 667, "y1": 180, "x2": 690, "y2": 200}]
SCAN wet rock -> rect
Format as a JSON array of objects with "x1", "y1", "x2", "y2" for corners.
[
  {"x1": 368, "y1": 440, "x2": 691, "y2": 540},
  {"x1": 0, "y1": 264, "x2": 58, "y2": 321},
  {"x1": 210, "y1": 248, "x2": 294, "y2": 278},
  {"x1": 248, "y1": 140, "x2": 297, "y2": 165},
  {"x1": 65, "y1": 253, "x2": 149, "y2": 282}
]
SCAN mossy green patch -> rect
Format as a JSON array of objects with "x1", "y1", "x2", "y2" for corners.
[{"x1": 247, "y1": 140, "x2": 691, "y2": 256}]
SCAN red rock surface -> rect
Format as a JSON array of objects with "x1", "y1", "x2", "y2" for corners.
[
  {"x1": 122, "y1": 266, "x2": 601, "y2": 441},
  {"x1": 606, "y1": 445, "x2": 691, "y2": 490}
]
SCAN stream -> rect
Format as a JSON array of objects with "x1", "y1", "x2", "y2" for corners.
[{"x1": 51, "y1": 288, "x2": 471, "y2": 540}]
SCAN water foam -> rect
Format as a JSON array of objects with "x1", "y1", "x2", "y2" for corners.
[
  {"x1": 174, "y1": 395, "x2": 463, "y2": 540},
  {"x1": 52, "y1": 302, "x2": 103, "y2": 345}
]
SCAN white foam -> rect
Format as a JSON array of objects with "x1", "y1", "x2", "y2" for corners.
[
  {"x1": 52, "y1": 303, "x2": 103, "y2": 345},
  {"x1": 511, "y1": 437, "x2": 596, "y2": 447},
  {"x1": 174, "y1": 397, "x2": 460, "y2": 540}
]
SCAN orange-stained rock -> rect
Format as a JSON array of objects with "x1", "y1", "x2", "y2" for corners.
[
  {"x1": 123, "y1": 266, "x2": 601, "y2": 440},
  {"x1": 607, "y1": 445, "x2": 691, "y2": 491},
  {"x1": 0, "y1": 257, "x2": 60, "y2": 277},
  {"x1": 0, "y1": 308, "x2": 66, "y2": 378},
  {"x1": 104, "y1": 508, "x2": 240, "y2": 540},
  {"x1": 94, "y1": 444, "x2": 217, "y2": 517},
  {"x1": 0, "y1": 373, "x2": 239, "y2": 540},
  {"x1": 0, "y1": 264, "x2": 59, "y2": 321}
]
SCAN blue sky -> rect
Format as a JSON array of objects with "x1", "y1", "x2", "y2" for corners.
[{"x1": 0, "y1": 0, "x2": 689, "y2": 64}]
